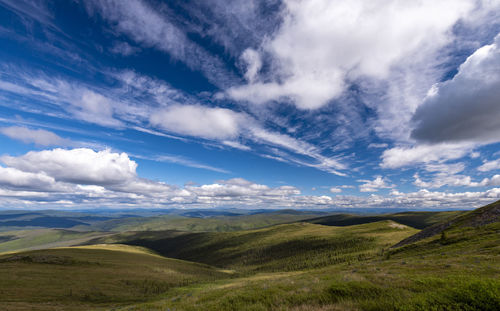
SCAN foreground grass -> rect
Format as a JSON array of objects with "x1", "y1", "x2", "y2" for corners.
[
  {"x1": 0, "y1": 245, "x2": 230, "y2": 311},
  {"x1": 1, "y1": 212, "x2": 498, "y2": 311},
  {"x1": 116, "y1": 222, "x2": 500, "y2": 311}
]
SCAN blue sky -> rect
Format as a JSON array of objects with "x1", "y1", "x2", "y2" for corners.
[{"x1": 0, "y1": 0, "x2": 499, "y2": 210}]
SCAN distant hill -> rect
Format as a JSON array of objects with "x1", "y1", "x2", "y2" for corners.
[
  {"x1": 0, "y1": 209, "x2": 328, "y2": 232},
  {"x1": 85, "y1": 211, "x2": 328, "y2": 232},
  {"x1": 0, "y1": 229, "x2": 111, "y2": 253},
  {"x1": 393, "y1": 199, "x2": 500, "y2": 248},
  {"x1": 305, "y1": 210, "x2": 463, "y2": 229}
]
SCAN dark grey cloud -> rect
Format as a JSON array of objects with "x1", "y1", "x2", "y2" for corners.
[{"x1": 411, "y1": 34, "x2": 500, "y2": 144}]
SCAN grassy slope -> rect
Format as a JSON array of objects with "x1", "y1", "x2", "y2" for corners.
[
  {"x1": 306, "y1": 210, "x2": 464, "y2": 229},
  {"x1": 85, "y1": 211, "x2": 326, "y2": 232},
  {"x1": 1, "y1": 203, "x2": 498, "y2": 311},
  {"x1": 117, "y1": 220, "x2": 500, "y2": 311},
  {"x1": 0, "y1": 229, "x2": 111, "y2": 253},
  {"x1": 0, "y1": 244, "x2": 230, "y2": 311},
  {"x1": 394, "y1": 199, "x2": 500, "y2": 247},
  {"x1": 89, "y1": 221, "x2": 418, "y2": 273}
]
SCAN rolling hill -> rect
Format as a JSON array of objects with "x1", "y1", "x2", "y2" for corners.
[
  {"x1": 0, "y1": 244, "x2": 231, "y2": 311},
  {"x1": 305, "y1": 210, "x2": 464, "y2": 229},
  {"x1": 86, "y1": 220, "x2": 417, "y2": 272},
  {"x1": 393, "y1": 199, "x2": 500, "y2": 247},
  {"x1": 0, "y1": 201, "x2": 498, "y2": 310}
]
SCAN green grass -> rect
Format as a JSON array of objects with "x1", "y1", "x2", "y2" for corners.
[
  {"x1": 1, "y1": 201, "x2": 499, "y2": 311},
  {"x1": 84, "y1": 211, "x2": 327, "y2": 232},
  {"x1": 306, "y1": 211, "x2": 464, "y2": 229},
  {"x1": 113, "y1": 219, "x2": 500, "y2": 311},
  {"x1": 89, "y1": 220, "x2": 417, "y2": 273},
  {"x1": 0, "y1": 229, "x2": 111, "y2": 253},
  {"x1": 0, "y1": 244, "x2": 231, "y2": 311}
]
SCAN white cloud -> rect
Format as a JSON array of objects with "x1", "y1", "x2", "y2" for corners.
[
  {"x1": 139, "y1": 154, "x2": 230, "y2": 174},
  {"x1": 109, "y1": 41, "x2": 140, "y2": 56},
  {"x1": 249, "y1": 127, "x2": 346, "y2": 175},
  {"x1": 85, "y1": 0, "x2": 236, "y2": 88},
  {"x1": 470, "y1": 152, "x2": 480, "y2": 159},
  {"x1": 381, "y1": 143, "x2": 475, "y2": 169},
  {"x1": 241, "y1": 48, "x2": 262, "y2": 83},
  {"x1": 221, "y1": 140, "x2": 251, "y2": 151},
  {"x1": 478, "y1": 158, "x2": 500, "y2": 172},
  {"x1": 359, "y1": 176, "x2": 393, "y2": 192},
  {"x1": 0, "y1": 126, "x2": 71, "y2": 146},
  {"x1": 412, "y1": 33, "x2": 500, "y2": 144},
  {"x1": 150, "y1": 105, "x2": 244, "y2": 140},
  {"x1": 329, "y1": 187, "x2": 342, "y2": 193},
  {"x1": 1, "y1": 148, "x2": 137, "y2": 185},
  {"x1": 0, "y1": 74, "x2": 124, "y2": 128},
  {"x1": 0, "y1": 166, "x2": 61, "y2": 192},
  {"x1": 187, "y1": 178, "x2": 300, "y2": 199},
  {"x1": 0, "y1": 67, "x2": 347, "y2": 176},
  {"x1": 148, "y1": 104, "x2": 346, "y2": 175},
  {"x1": 0, "y1": 147, "x2": 499, "y2": 210},
  {"x1": 72, "y1": 90, "x2": 122, "y2": 127},
  {"x1": 227, "y1": 0, "x2": 475, "y2": 109},
  {"x1": 413, "y1": 172, "x2": 500, "y2": 189},
  {"x1": 368, "y1": 143, "x2": 388, "y2": 149}
]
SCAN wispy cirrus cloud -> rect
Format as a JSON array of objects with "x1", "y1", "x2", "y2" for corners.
[
  {"x1": 84, "y1": 0, "x2": 239, "y2": 89},
  {"x1": 0, "y1": 126, "x2": 72, "y2": 146},
  {"x1": 0, "y1": 67, "x2": 347, "y2": 175},
  {"x1": 132, "y1": 153, "x2": 230, "y2": 174}
]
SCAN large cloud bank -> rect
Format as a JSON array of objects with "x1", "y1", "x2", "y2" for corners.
[{"x1": 1, "y1": 148, "x2": 499, "y2": 210}]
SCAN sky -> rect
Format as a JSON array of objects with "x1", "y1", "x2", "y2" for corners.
[{"x1": 0, "y1": 0, "x2": 499, "y2": 210}]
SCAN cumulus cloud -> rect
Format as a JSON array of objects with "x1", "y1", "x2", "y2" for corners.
[
  {"x1": 227, "y1": 0, "x2": 475, "y2": 109},
  {"x1": 0, "y1": 166, "x2": 62, "y2": 192},
  {"x1": 412, "y1": 33, "x2": 500, "y2": 144},
  {"x1": 0, "y1": 126, "x2": 71, "y2": 146},
  {"x1": 150, "y1": 105, "x2": 244, "y2": 140},
  {"x1": 187, "y1": 178, "x2": 300, "y2": 199},
  {"x1": 0, "y1": 148, "x2": 499, "y2": 210},
  {"x1": 358, "y1": 176, "x2": 393, "y2": 192},
  {"x1": 1, "y1": 148, "x2": 137, "y2": 185}
]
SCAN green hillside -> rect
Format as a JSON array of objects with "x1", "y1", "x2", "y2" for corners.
[
  {"x1": 0, "y1": 201, "x2": 498, "y2": 311},
  {"x1": 115, "y1": 213, "x2": 500, "y2": 310},
  {"x1": 0, "y1": 244, "x2": 230, "y2": 311},
  {"x1": 0, "y1": 229, "x2": 111, "y2": 253},
  {"x1": 393, "y1": 199, "x2": 500, "y2": 247},
  {"x1": 89, "y1": 221, "x2": 417, "y2": 272},
  {"x1": 85, "y1": 211, "x2": 326, "y2": 232},
  {"x1": 306, "y1": 210, "x2": 464, "y2": 229}
]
